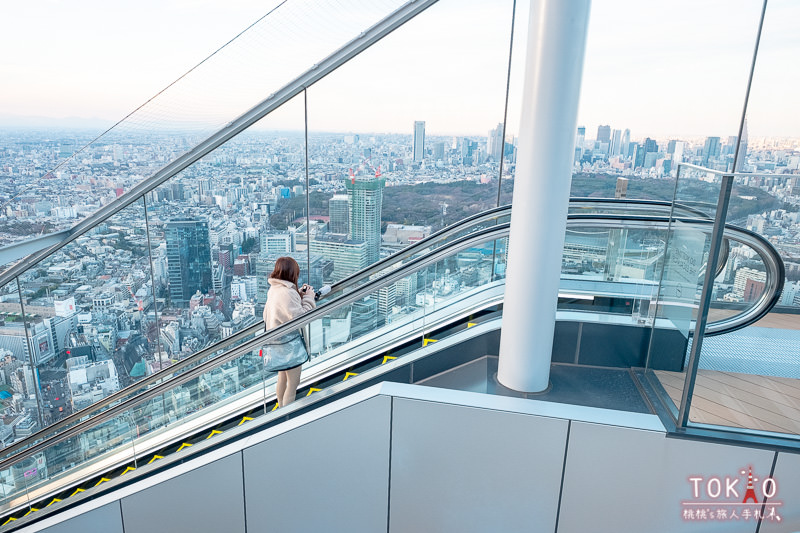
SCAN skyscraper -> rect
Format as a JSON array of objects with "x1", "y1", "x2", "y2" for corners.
[
  {"x1": 413, "y1": 121, "x2": 425, "y2": 162},
  {"x1": 596, "y1": 125, "x2": 611, "y2": 144},
  {"x1": 309, "y1": 234, "x2": 368, "y2": 282},
  {"x1": 610, "y1": 129, "x2": 622, "y2": 156},
  {"x1": 346, "y1": 173, "x2": 385, "y2": 264},
  {"x1": 621, "y1": 129, "x2": 630, "y2": 158},
  {"x1": 487, "y1": 123, "x2": 504, "y2": 161},
  {"x1": 736, "y1": 119, "x2": 749, "y2": 172},
  {"x1": 702, "y1": 136, "x2": 721, "y2": 167},
  {"x1": 328, "y1": 195, "x2": 349, "y2": 234},
  {"x1": 165, "y1": 218, "x2": 212, "y2": 307}
]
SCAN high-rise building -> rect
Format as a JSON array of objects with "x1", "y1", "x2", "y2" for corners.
[
  {"x1": 328, "y1": 195, "x2": 349, "y2": 234},
  {"x1": 610, "y1": 129, "x2": 622, "y2": 156},
  {"x1": 260, "y1": 228, "x2": 295, "y2": 254},
  {"x1": 346, "y1": 174, "x2": 385, "y2": 264},
  {"x1": 165, "y1": 218, "x2": 212, "y2": 307},
  {"x1": 350, "y1": 298, "x2": 378, "y2": 339},
  {"x1": 309, "y1": 234, "x2": 368, "y2": 283},
  {"x1": 413, "y1": 121, "x2": 425, "y2": 162},
  {"x1": 620, "y1": 129, "x2": 630, "y2": 158},
  {"x1": 643, "y1": 137, "x2": 658, "y2": 154},
  {"x1": 376, "y1": 284, "x2": 396, "y2": 326},
  {"x1": 596, "y1": 125, "x2": 611, "y2": 144},
  {"x1": 575, "y1": 127, "x2": 586, "y2": 162},
  {"x1": 487, "y1": 123, "x2": 504, "y2": 161},
  {"x1": 702, "y1": 136, "x2": 721, "y2": 167},
  {"x1": 736, "y1": 119, "x2": 749, "y2": 172}
]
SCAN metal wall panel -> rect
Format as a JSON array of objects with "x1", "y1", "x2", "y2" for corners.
[
  {"x1": 40, "y1": 502, "x2": 124, "y2": 533},
  {"x1": 242, "y1": 395, "x2": 391, "y2": 533},
  {"x1": 759, "y1": 451, "x2": 800, "y2": 532},
  {"x1": 389, "y1": 397, "x2": 569, "y2": 533},
  {"x1": 120, "y1": 453, "x2": 245, "y2": 533},
  {"x1": 558, "y1": 421, "x2": 774, "y2": 533}
]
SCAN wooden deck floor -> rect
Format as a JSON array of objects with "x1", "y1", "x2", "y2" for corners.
[{"x1": 654, "y1": 369, "x2": 800, "y2": 435}]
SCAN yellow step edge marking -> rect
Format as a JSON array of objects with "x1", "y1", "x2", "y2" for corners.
[
  {"x1": 2, "y1": 517, "x2": 16, "y2": 526},
  {"x1": 382, "y1": 355, "x2": 397, "y2": 365},
  {"x1": 22, "y1": 508, "x2": 38, "y2": 517},
  {"x1": 206, "y1": 430, "x2": 222, "y2": 440},
  {"x1": 271, "y1": 403, "x2": 279, "y2": 411},
  {"x1": 306, "y1": 387, "x2": 321, "y2": 397},
  {"x1": 422, "y1": 338, "x2": 438, "y2": 347},
  {"x1": 46, "y1": 498, "x2": 61, "y2": 507},
  {"x1": 467, "y1": 322, "x2": 477, "y2": 328},
  {"x1": 176, "y1": 442, "x2": 193, "y2": 452},
  {"x1": 343, "y1": 372, "x2": 359, "y2": 381},
  {"x1": 148, "y1": 455, "x2": 164, "y2": 464},
  {"x1": 238, "y1": 416, "x2": 253, "y2": 426},
  {"x1": 94, "y1": 477, "x2": 110, "y2": 487},
  {"x1": 70, "y1": 487, "x2": 85, "y2": 498},
  {"x1": 120, "y1": 466, "x2": 136, "y2": 476}
]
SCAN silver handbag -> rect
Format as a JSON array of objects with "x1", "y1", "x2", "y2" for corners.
[{"x1": 261, "y1": 332, "x2": 309, "y2": 372}]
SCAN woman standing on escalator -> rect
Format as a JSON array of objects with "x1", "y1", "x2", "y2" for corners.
[{"x1": 263, "y1": 257, "x2": 315, "y2": 407}]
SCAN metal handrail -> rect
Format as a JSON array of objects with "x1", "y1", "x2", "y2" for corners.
[{"x1": 0, "y1": 213, "x2": 784, "y2": 471}]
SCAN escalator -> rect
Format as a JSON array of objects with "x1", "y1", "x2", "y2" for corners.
[{"x1": 0, "y1": 201, "x2": 784, "y2": 531}]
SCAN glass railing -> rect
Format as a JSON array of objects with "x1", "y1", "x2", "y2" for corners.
[
  {"x1": 0, "y1": 223, "x2": 509, "y2": 518},
  {"x1": 0, "y1": 0, "x2": 421, "y2": 251},
  {"x1": 0, "y1": 206, "x2": 787, "y2": 519}
]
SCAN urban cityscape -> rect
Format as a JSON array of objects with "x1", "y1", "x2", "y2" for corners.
[{"x1": 0, "y1": 118, "x2": 799, "y2": 449}]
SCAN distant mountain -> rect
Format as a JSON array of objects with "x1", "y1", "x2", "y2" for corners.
[{"x1": 0, "y1": 113, "x2": 114, "y2": 130}]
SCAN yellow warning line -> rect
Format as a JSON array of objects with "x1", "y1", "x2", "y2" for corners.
[
  {"x1": 343, "y1": 372, "x2": 358, "y2": 381},
  {"x1": 22, "y1": 508, "x2": 38, "y2": 517},
  {"x1": 70, "y1": 487, "x2": 85, "y2": 498},
  {"x1": 148, "y1": 455, "x2": 164, "y2": 464},
  {"x1": 382, "y1": 355, "x2": 397, "y2": 365},
  {"x1": 45, "y1": 498, "x2": 61, "y2": 507},
  {"x1": 176, "y1": 442, "x2": 193, "y2": 452},
  {"x1": 2, "y1": 517, "x2": 15, "y2": 526},
  {"x1": 271, "y1": 403, "x2": 279, "y2": 411},
  {"x1": 120, "y1": 466, "x2": 136, "y2": 476},
  {"x1": 206, "y1": 430, "x2": 222, "y2": 440},
  {"x1": 238, "y1": 416, "x2": 253, "y2": 426},
  {"x1": 422, "y1": 338, "x2": 437, "y2": 347},
  {"x1": 306, "y1": 388, "x2": 321, "y2": 397},
  {"x1": 95, "y1": 477, "x2": 111, "y2": 487},
  {"x1": 467, "y1": 322, "x2": 477, "y2": 328}
]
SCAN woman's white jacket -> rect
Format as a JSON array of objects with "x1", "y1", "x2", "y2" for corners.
[{"x1": 263, "y1": 278, "x2": 316, "y2": 329}]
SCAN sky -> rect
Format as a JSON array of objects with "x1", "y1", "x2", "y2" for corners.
[{"x1": 1, "y1": 0, "x2": 799, "y2": 140}]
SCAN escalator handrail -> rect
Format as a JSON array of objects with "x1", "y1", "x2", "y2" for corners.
[
  {"x1": 323, "y1": 198, "x2": 717, "y2": 299},
  {"x1": 0, "y1": 213, "x2": 784, "y2": 472},
  {"x1": 0, "y1": 223, "x2": 511, "y2": 473}
]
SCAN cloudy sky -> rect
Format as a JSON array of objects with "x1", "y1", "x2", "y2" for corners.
[{"x1": 1, "y1": 0, "x2": 797, "y2": 139}]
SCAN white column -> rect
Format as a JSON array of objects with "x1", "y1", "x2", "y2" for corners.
[{"x1": 497, "y1": 0, "x2": 591, "y2": 392}]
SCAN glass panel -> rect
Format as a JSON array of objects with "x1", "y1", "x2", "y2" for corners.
[
  {"x1": 0, "y1": 278, "x2": 42, "y2": 433},
  {"x1": 13, "y1": 199, "x2": 155, "y2": 430},
  {"x1": 683, "y1": 0, "x2": 800, "y2": 439},
  {"x1": 306, "y1": 0, "x2": 515, "y2": 287},
  {"x1": 0, "y1": 0, "x2": 414, "y2": 248},
  {"x1": 644, "y1": 165, "x2": 722, "y2": 415},
  {"x1": 145, "y1": 95, "x2": 305, "y2": 360}
]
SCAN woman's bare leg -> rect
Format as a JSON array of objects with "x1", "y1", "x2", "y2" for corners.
[
  {"x1": 276, "y1": 370, "x2": 287, "y2": 406},
  {"x1": 281, "y1": 366, "x2": 303, "y2": 407}
]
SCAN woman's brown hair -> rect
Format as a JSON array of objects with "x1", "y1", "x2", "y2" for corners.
[{"x1": 269, "y1": 256, "x2": 300, "y2": 287}]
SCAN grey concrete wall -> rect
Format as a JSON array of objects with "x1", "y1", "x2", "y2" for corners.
[
  {"x1": 23, "y1": 391, "x2": 797, "y2": 533},
  {"x1": 760, "y1": 451, "x2": 800, "y2": 532},
  {"x1": 389, "y1": 398, "x2": 569, "y2": 533},
  {"x1": 557, "y1": 421, "x2": 775, "y2": 533}
]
